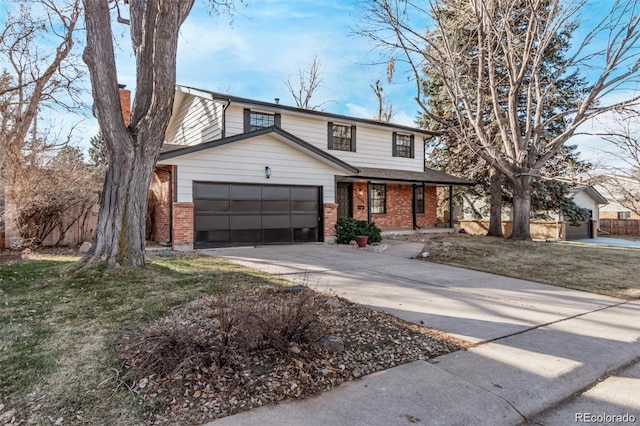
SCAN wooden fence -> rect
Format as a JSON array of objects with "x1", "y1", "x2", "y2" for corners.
[
  {"x1": 599, "y1": 218, "x2": 640, "y2": 235},
  {"x1": 2, "y1": 199, "x2": 99, "y2": 248}
]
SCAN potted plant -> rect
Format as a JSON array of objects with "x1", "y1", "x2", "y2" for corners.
[
  {"x1": 335, "y1": 218, "x2": 382, "y2": 246},
  {"x1": 355, "y1": 235, "x2": 369, "y2": 248}
]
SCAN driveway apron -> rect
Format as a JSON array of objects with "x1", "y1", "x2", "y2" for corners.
[{"x1": 203, "y1": 244, "x2": 640, "y2": 425}]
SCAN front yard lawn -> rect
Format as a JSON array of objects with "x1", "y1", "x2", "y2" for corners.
[
  {"x1": 0, "y1": 251, "x2": 465, "y2": 425},
  {"x1": 387, "y1": 233, "x2": 640, "y2": 299}
]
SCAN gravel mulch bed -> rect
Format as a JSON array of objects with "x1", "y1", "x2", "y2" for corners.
[{"x1": 119, "y1": 285, "x2": 469, "y2": 425}]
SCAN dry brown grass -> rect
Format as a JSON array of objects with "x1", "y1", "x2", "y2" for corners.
[
  {"x1": 388, "y1": 233, "x2": 640, "y2": 299},
  {"x1": 0, "y1": 253, "x2": 466, "y2": 425}
]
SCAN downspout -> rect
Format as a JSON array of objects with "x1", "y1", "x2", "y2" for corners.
[
  {"x1": 367, "y1": 182, "x2": 371, "y2": 224},
  {"x1": 155, "y1": 166, "x2": 173, "y2": 246},
  {"x1": 220, "y1": 98, "x2": 231, "y2": 138},
  {"x1": 412, "y1": 184, "x2": 419, "y2": 230},
  {"x1": 449, "y1": 185, "x2": 454, "y2": 229}
]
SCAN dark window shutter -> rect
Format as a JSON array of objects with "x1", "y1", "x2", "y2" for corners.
[
  {"x1": 410, "y1": 134, "x2": 415, "y2": 158},
  {"x1": 327, "y1": 122, "x2": 334, "y2": 149},
  {"x1": 350, "y1": 125, "x2": 357, "y2": 152},
  {"x1": 274, "y1": 113, "x2": 281, "y2": 128},
  {"x1": 392, "y1": 132, "x2": 398, "y2": 156},
  {"x1": 243, "y1": 109, "x2": 251, "y2": 132}
]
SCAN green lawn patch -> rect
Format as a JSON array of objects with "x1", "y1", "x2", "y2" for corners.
[{"x1": 0, "y1": 255, "x2": 281, "y2": 424}]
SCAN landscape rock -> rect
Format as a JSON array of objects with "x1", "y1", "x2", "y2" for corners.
[
  {"x1": 320, "y1": 335, "x2": 345, "y2": 353},
  {"x1": 78, "y1": 242, "x2": 92, "y2": 254},
  {"x1": 283, "y1": 285, "x2": 307, "y2": 294}
]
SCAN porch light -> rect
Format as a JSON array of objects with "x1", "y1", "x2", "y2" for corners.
[{"x1": 265, "y1": 166, "x2": 272, "y2": 179}]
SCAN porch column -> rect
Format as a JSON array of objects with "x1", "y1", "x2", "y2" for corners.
[{"x1": 449, "y1": 185, "x2": 454, "y2": 228}]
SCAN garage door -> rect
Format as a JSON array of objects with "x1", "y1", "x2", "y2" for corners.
[
  {"x1": 193, "y1": 182, "x2": 322, "y2": 248},
  {"x1": 565, "y1": 219, "x2": 593, "y2": 240}
]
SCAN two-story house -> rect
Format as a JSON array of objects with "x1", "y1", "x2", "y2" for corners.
[{"x1": 149, "y1": 85, "x2": 471, "y2": 249}]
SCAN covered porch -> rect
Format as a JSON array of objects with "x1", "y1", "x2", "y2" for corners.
[{"x1": 335, "y1": 167, "x2": 473, "y2": 231}]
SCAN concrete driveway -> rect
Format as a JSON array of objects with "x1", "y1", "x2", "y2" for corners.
[
  {"x1": 204, "y1": 243, "x2": 640, "y2": 425},
  {"x1": 564, "y1": 237, "x2": 640, "y2": 249}
]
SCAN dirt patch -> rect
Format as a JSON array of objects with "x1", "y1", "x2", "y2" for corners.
[
  {"x1": 0, "y1": 247, "x2": 79, "y2": 265},
  {"x1": 119, "y1": 286, "x2": 468, "y2": 424},
  {"x1": 384, "y1": 233, "x2": 484, "y2": 259}
]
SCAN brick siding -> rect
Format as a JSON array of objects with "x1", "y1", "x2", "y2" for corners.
[
  {"x1": 368, "y1": 184, "x2": 438, "y2": 229},
  {"x1": 323, "y1": 203, "x2": 338, "y2": 238},
  {"x1": 600, "y1": 210, "x2": 640, "y2": 220},
  {"x1": 119, "y1": 86, "x2": 131, "y2": 125},
  {"x1": 352, "y1": 182, "x2": 368, "y2": 221},
  {"x1": 172, "y1": 202, "x2": 194, "y2": 246},
  {"x1": 150, "y1": 168, "x2": 172, "y2": 244}
]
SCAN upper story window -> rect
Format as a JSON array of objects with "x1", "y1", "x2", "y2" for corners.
[
  {"x1": 244, "y1": 109, "x2": 281, "y2": 132},
  {"x1": 328, "y1": 122, "x2": 356, "y2": 152},
  {"x1": 618, "y1": 211, "x2": 631, "y2": 219},
  {"x1": 392, "y1": 132, "x2": 414, "y2": 158}
]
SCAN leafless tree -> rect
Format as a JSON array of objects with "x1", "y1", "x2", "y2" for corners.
[
  {"x1": 284, "y1": 56, "x2": 328, "y2": 110},
  {"x1": 371, "y1": 80, "x2": 393, "y2": 123},
  {"x1": 358, "y1": 0, "x2": 640, "y2": 239},
  {"x1": 0, "y1": 0, "x2": 82, "y2": 174},
  {"x1": 81, "y1": 0, "x2": 238, "y2": 268},
  {"x1": 590, "y1": 110, "x2": 640, "y2": 215}
]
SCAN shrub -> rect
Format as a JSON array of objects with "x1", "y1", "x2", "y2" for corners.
[{"x1": 335, "y1": 217, "x2": 382, "y2": 245}]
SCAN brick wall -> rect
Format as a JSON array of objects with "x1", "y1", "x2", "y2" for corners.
[
  {"x1": 600, "y1": 210, "x2": 640, "y2": 220},
  {"x1": 119, "y1": 86, "x2": 131, "y2": 125},
  {"x1": 173, "y1": 202, "x2": 194, "y2": 247},
  {"x1": 352, "y1": 182, "x2": 368, "y2": 221},
  {"x1": 150, "y1": 168, "x2": 172, "y2": 244},
  {"x1": 368, "y1": 184, "x2": 438, "y2": 229},
  {"x1": 417, "y1": 186, "x2": 438, "y2": 228},
  {"x1": 323, "y1": 203, "x2": 338, "y2": 238}
]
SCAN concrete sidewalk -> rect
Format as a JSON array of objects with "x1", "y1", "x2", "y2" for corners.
[{"x1": 203, "y1": 243, "x2": 640, "y2": 425}]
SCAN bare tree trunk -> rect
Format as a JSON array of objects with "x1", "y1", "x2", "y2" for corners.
[
  {"x1": 510, "y1": 175, "x2": 533, "y2": 240},
  {"x1": 487, "y1": 166, "x2": 503, "y2": 237},
  {"x1": 88, "y1": 141, "x2": 155, "y2": 267},
  {"x1": 80, "y1": 0, "x2": 194, "y2": 269}
]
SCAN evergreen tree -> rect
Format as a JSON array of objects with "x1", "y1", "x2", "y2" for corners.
[{"x1": 421, "y1": 0, "x2": 591, "y2": 234}]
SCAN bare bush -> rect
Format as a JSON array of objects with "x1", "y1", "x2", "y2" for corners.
[
  {"x1": 122, "y1": 286, "x2": 327, "y2": 377},
  {"x1": 5, "y1": 145, "x2": 102, "y2": 248}
]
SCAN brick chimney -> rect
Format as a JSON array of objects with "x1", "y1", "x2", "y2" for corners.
[{"x1": 118, "y1": 84, "x2": 131, "y2": 125}]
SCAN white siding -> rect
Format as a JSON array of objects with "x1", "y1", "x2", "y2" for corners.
[
  {"x1": 162, "y1": 135, "x2": 347, "y2": 203},
  {"x1": 165, "y1": 96, "x2": 223, "y2": 145},
  {"x1": 224, "y1": 104, "x2": 426, "y2": 172},
  {"x1": 573, "y1": 190, "x2": 599, "y2": 221}
]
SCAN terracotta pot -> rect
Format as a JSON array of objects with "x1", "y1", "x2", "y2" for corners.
[{"x1": 355, "y1": 235, "x2": 368, "y2": 248}]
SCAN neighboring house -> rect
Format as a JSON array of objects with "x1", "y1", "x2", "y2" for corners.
[
  {"x1": 592, "y1": 175, "x2": 640, "y2": 220},
  {"x1": 457, "y1": 185, "x2": 607, "y2": 240},
  {"x1": 563, "y1": 186, "x2": 607, "y2": 240},
  {"x1": 150, "y1": 85, "x2": 471, "y2": 249}
]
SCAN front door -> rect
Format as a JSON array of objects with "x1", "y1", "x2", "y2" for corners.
[{"x1": 337, "y1": 183, "x2": 352, "y2": 219}]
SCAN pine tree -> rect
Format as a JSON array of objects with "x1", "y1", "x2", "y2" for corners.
[{"x1": 421, "y1": 0, "x2": 592, "y2": 235}]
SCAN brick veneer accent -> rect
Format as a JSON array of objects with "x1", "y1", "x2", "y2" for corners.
[
  {"x1": 119, "y1": 86, "x2": 131, "y2": 125},
  {"x1": 600, "y1": 210, "x2": 640, "y2": 220},
  {"x1": 368, "y1": 184, "x2": 438, "y2": 229},
  {"x1": 172, "y1": 202, "x2": 194, "y2": 246},
  {"x1": 419, "y1": 186, "x2": 438, "y2": 228},
  {"x1": 150, "y1": 168, "x2": 172, "y2": 244},
  {"x1": 323, "y1": 203, "x2": 338, "y2": 238}
]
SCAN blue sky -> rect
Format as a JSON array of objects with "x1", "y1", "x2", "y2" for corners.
[
  {"x1": 112, "y1": 1, "x2": 419, "y2": 127},
  {"x1": 107, "y1": 0, "x2": 637, "y2": 168},
  {"x1": 3, "y1": 0, "x2": 636, "y2": 168}
]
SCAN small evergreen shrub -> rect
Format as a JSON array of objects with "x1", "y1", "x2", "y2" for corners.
[{"x1": 335, "y1": 217, "x2": 382, "y2": 245}]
